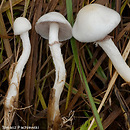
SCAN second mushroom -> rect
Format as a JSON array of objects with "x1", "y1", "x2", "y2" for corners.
[{"x1": 35, "y1": 12, "x2": 72, "y2": 129}]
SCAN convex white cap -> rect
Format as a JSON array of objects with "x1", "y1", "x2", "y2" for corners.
[
  {"x1": 13, "y1": 17, "x2": 32, "y2": 35},
  {"x1": 35, "y1": 12, "x2": 72, "y2": 41},
  {"x1": 72, "y1": 4, "x2": 121, "y2": 42}
]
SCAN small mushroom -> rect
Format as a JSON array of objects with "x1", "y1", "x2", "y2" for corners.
[
  {"x1": 35, "y1": 12, "x2": 72, "y2": 129},
  {"x1": 72, "y1": 4, "x2": 130, "y2": 83},
  {"x1": 4, "y1": 17, "x2": 31, "y2": 127}
]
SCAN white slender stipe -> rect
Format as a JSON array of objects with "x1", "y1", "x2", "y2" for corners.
[{"x1": 98, "y1": 38, "x2": 130, "y2": 82}]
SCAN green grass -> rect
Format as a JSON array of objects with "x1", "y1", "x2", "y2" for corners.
[{"x1": 66, "y1": 0, "x2": 103, "y2": 129}]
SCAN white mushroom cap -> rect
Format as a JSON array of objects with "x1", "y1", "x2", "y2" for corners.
[
  {"x1": 13, "y1": 17, "x2": 31, "y2": 35},
  {"x1": 72, "y1": 4, "x2": 121, "y2": 42},
  {"x1": 35, "y1": 12, "x2": 72, "y2": 41}
]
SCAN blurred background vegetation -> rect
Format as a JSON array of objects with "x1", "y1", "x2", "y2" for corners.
[{"x1": 0, "y1": 0, "x2": 130, "y2": 129}]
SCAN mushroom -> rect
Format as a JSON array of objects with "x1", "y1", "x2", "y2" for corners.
[
  {"x1": 35, "y1": 12, "x2": 72, "y2": 129},
  {"x1": 4, "y1": 17, "x2": 31, "y2": 127},
  {"x1": 72, "y1": 4, "x2": 130, "y2": 83}
]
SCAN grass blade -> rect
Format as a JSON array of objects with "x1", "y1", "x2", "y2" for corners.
[
  {"x1": 66, "y1": 0, "x2": 103, "y2": 129},
  {"x1": 86, "y1": 46, "x2": 107, "y2": 80},
  {"x1": 65, "y1": 58, "x2": 75, "y2": 109}
]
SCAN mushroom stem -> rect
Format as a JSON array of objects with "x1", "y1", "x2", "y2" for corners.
[
  {"x1": 97, "y1": 38, "x2": 130, "y2": 82},
  {"x1": 48, "y1": 23, "x2": 66, "y2": 129},
  {"x1": 4, "y1": 31, "x2": 31, "y2": 127},
  {"x1": 49, "y1": 23, "x2": 59, "y2": 44}
]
